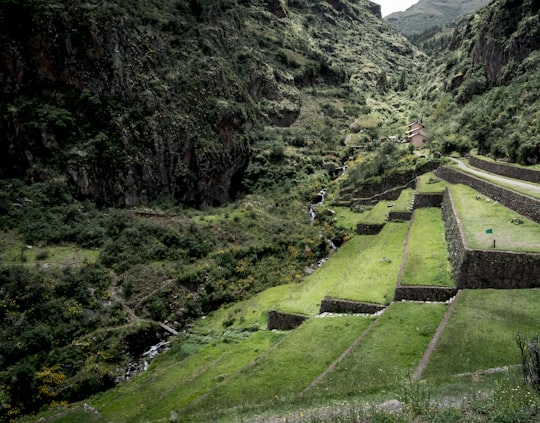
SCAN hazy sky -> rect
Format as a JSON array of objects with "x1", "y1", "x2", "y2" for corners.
[{"x1": 374, "y1": 0, "x2": 420, "y2": 17}]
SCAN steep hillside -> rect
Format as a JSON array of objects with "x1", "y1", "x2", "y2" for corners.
[
  {"x1": 0, "y1": 1, "x2": 432, "y2": 420},
  {"x1": 419, "y1": 0, "x2": 540, "y2": 163},
  {"x1": 0, "y1": 0, "x2": 421, "y2": 208},
  {"x1": 385, "y1": 0, "x2": 491, "y2": 39}
]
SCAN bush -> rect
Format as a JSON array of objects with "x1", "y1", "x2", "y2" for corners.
[{"x1": 516, "y1": 334, "x2": 540, "y2": 391}]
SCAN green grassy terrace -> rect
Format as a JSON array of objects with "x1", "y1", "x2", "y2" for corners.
[
  {"x1": 450, "y1": 184, "x2": 540, "y2": 252},
  {"x1": 423, "y1": 289, "x2": 540, "y2": 379},
  {"x1": 277, "y1": 222, "x2": 409, "y2": 315},
  {"x1": 307, "y1": 302, "x2": 448, "y2": 398},
  {"x1": 400, "y1": 208, "x2": 454, "y2": 287},
  {"x1": 416, "y1": 172, "x2": 448, "y2": 193},
  {"x1": 340, "y1": 188, "x2": 414, "y2": 225}
]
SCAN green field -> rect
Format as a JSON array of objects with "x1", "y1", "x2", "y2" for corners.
[
  {"x1": 307, "y1": 302, "x2": 448, "y2": 398},
  {"x1": 423, "y1": 289, "x2": 540, "y2": 379},
  {"x1": 416, "y1": 172, "x2": 448, "y2": 193},
  {"x1": 186, "y1": 317, "x2": 373, "y2": 421},
  {"x1": 277, "y1": 222, "x2": 409, "y2": 315},
  {"x1": 450, "y1": 184, "x2": 540, "y2": 252},
  {"x1": 354, "y1": 188, "x2": 414, "y2": 225},
  {"x1": 400, "y1": 208, "x2": 454, "y2": 287},
  {"x1": 91, "y1": 330, "x2": 285, "y2": 422},
  {"x1": 0, "y1": 230, "x2": 99, "y2": 266}
]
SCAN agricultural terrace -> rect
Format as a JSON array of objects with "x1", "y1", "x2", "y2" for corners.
[
  {"x1": 353, "y1": 188, "x2": 414, "y2": 225},
  {"x1": 306, "y1": 302, "x2": 448, "y2": 398},
  {"x1": 422, "y1": 289, "x2": 540, "y2": 379},
  {"x1": 276, "y1": 222, "x2": 409, "y2": 315},
  {"x1": 416, "y1": 172, "x2": 447, "y2": 193},
  {"x1": 400, "y1": 208, "x2": 454, "y2": 287},
  {"x1": 450, "y1": 184, "x2": 540, "y2": 252},
  {"x1": 187, "y1": 316, "x2": 373, "y2": 420},
  {"x1": 92, "y1": 330, "x2": 286, "y2": 422}
]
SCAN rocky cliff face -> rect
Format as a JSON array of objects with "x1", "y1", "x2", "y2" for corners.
[
  {"x1": 469, "y1": 0, "x2": 540, "y2": 85},
  {"x1": 0, "y1": 0, "x2": 419, "y2": 207},
  {"x1": 0, "y1": 0, "x2": 289, "y2": 207},
  {"x1": 449, "y1": 0, "x2": 540, "y2": 87}
]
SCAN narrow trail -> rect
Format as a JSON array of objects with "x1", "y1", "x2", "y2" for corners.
[
  {"x1": 448, "y1": 158, "x2": 540, "y2": 194},
  {"x1": 411, "y1": 290, "x2": 462, "y2": 382}
]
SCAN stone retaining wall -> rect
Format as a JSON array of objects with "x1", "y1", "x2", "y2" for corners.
[
  {"x1": 394, "y1": 286, "x2": 458, "y2": 302},
  {"x1": 436, "y1": 166, "x2": 540, "y2": 223},
  {"x1": 441, "y1": 187, "x2": 540, "y2": 289},
  {"x1": 267, "y1": 310, "x2": 307, "y2": 330},
  {"x1": 388, "y1": 211, "x2": 412, "y2": 221},
  {"x1": 413, "y1": 192, "x2": 444, "y2": 209},
  {"x1": 469, "y1": 155, "x2": 540, "y2": 184},
  {"x1": 356, "y1": 223, "x2": 385, "y2": 235},
  {"x1": 319, "y1": 297, "x2": 386, "y2": 314}
]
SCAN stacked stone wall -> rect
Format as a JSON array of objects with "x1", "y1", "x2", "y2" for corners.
[
  {"x1": 319, "y1": 297, "x2": 386, "y2": 314},
  {"x1": 357, "y1": 223, "x2": 385, "y2": 235},
  {"x1": 267, "y1": 310, "x2": 307, "y2": 330},
  {"x1": 413, "y1": 192, "x2": 444, "y2": 209},
  {"x1": 469, "y1": 155, "x2": 540, "y2": 184},
  {"x1": 394, "y1": 286, "x2": 458, "y2": 302},
  {"x1": 388, "y1": 211, "x2": 412, "y2": 221},
  {"x1": 441, "y1": 187, "x2": 540, "y2": 289},
  {"x1": 435, "y1": 166, "x2": 540, "y2": 223}
]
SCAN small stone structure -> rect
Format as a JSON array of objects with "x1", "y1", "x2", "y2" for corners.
[
  {"x1": 267, "y1": 310, "x2": 308, "y2": 330},
  {"x1": 436, "y1": 166, "x2": 540, "y2": 223},
  {"x1": 441, "y1": 187, "x2": 540, "y2": 289},
  {"x1": 319, "y1": 297, "x2": 386, "y2": 314},
  {"x1": 413, "y1": 192, "x2": 444, "y2": 209},
  {"x1": 394, "y1": 286, "x2": 458, "y2": 302},
  {"x1": 469, "y1": 155, "x2": 540, "y2": 184},
  {"x1": 357, "y1": 223, "x2": 385, "y2": 235},
  {"x1": 388, "y1": 211, "x2": 412, "y2": 221}
]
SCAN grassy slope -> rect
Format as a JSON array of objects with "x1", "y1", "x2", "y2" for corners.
[
  {"x1": 400, "y1": 208, "x2": 454, "y2": 287},
  {"x1": 185, "y1": 317, "x2": 373, "y2": 421},
  {"x1": 423, "y1": 289, "x2": 540, "y2": 379},
  {"x1": 91, "y1": 330, "x2": 286, "y2": 422},
  {"x1": 307, "y1": 302, "x2": 448, "y2": 397},
  {"x1": 450, "y1": 184, "x2": 540, "y2": 252},
  {"x1": 277, "y1": 222, "x2": 409, "y2": 315}
]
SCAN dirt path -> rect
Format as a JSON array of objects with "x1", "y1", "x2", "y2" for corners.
[
  {"x1": 448, "y1": 158, "x2": 540, "y2": 194},
  {"x1": 411, "y1": 290, "x2": 462, "y2": 382}
]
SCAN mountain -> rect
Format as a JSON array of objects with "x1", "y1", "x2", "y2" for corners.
[
  {"x1": 385, "y1": 0, "x2": 492, "y2": 38},
  {"x1": 418, "y1": 0, "x2": 540, "y2": 163},
  {"x1": 0, "y1": 0, "x2": 421, "y2": 208}
]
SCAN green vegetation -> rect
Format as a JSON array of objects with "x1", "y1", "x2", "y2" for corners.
[
  {"x1": 188, "y1": 317, "x2": 373, "y2": 421},
  {"x1": 416, "y1": 172, "x2": 447, "y2": 193},
  {"x1": 401, "y1": 208, "x2": 454, "y2": 287},
  {"x1": 1, "y1": 0, "x2": 540, "y2": 421},
  {"x1": 423, "y1": 289, "x2": 540, "y2": 379},
  {"x1": 308, "y1": 302, "x2": 448, "y2": 398},
  {"x1": 277, "y1": 222, "x2": 409, "y2": 315},
  {"x1": 354, "y1": 189, "x2": 415, "y2": 225},
  {"x1": 450, "y1": 184, "x2": 540, "y2": 252},
  {"x1": 91, "y1": 330, "x2": 285, "y2": 422}
]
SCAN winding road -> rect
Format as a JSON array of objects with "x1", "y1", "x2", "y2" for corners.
[{"x1": 448, "y1": 157, "x2": 540, "y2": 195}]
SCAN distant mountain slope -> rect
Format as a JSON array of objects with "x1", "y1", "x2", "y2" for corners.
[
  {"x1": 419, "y1": 0, "x2": 540, "y2": 164},
  {"x1": 0, "y1": 0, "x2": 422, "y2": 208},
  {"x1": 385, "y1": 0, "x2": 492, "y2": 38}
]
